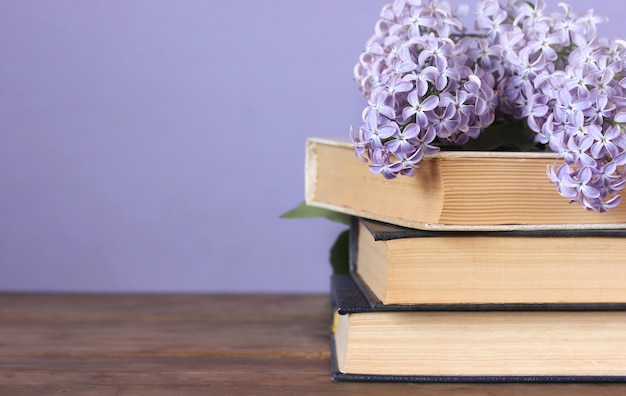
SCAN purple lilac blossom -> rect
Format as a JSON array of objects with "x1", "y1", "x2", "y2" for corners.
[{"x1": 352, "y1": 0, "x2": 626, "y2": 212}]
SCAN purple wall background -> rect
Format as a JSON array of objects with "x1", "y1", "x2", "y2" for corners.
[{"x1": 1, "y1": 1, "x2": 625, "y2": 292}]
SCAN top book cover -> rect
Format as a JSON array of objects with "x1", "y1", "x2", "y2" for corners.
[{"x1": 305, "y1": 137, "x2": 626, "y2": 231}]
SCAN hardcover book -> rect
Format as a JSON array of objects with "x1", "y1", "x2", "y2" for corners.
[
  {"x1": 351, "y1": 218, "x2": 626, "y2": 306},
  {"x1": 330, "y1": 274, "x2": 626, "y2": 382},
  {"x1": 305, "y1": 137, "x2": 626, "y2": 231}
]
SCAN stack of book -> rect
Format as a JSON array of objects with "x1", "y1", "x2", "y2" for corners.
[{"x1": 305, "y1": 137, "x2": 626, "y2": 382}]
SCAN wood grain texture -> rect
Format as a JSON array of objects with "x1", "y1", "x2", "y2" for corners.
[{"x1": 1, "y1": 293, "x2": 625, "y2": 395}]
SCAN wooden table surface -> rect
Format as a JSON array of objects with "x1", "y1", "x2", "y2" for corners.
[{"x1": 1, "y1": 293, "x2": 625, "y2": 395}]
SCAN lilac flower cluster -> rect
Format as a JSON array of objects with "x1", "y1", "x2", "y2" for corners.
[{"x1": 352, "y1": 0, "x2": 626, "y2": 212}]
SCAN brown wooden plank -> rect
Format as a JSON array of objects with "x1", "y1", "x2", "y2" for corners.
[
  {"x1": 0, "y1": 293, "x2": 330, "y2": 321},
  {"x1": 0, "y1": 293, "x2": 331, "y2": 359},
  {"x1": 0, "y1": 293, "x2": 625, "y2": 394},
  {"x1": 0, "y1": 319, "x2": 329, "y2": 358},
  {"x1": 1, "y1": 357, "x2": 625, "y2": 396}
]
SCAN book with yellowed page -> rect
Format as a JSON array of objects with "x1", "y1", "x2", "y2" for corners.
[
  {"x1": 305, "y1": 137, "x2": 626, "y2": 231},
  {"x1": 352, "y1": 217, "x2": 626, "y2": 307},
  {"x1": 330, "y1": 274, "x2": 626, "y2": 382}
]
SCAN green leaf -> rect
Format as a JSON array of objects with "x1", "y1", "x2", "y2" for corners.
[
  {"x1": 459, "y1": 120, "x2": 540, "y2": 152},
  {"x1": 280, "y1": 201, "x2": 350, "y2": 225},
  {"x1": 329, "y1": 229, "x2": 350, "y2": 274}
]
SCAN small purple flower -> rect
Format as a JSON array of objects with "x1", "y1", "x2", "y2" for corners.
[
  {"x1": 369, "y1": 89, "x2": 397, "y2": 120},
  {"x1": 554, "y1": 88, "x2": 592, "y2": 124},
  {"x1": 564, "y1": 135, "x2": 598, "y2": 168},
  {"x1": 476, "y1": 5, "x2": 507, "y2": 40},
  {"x1": 552, "y1": 3, "x2": 586, "y2": 45},
  {"x1": 396, "y1": 147, "x2": 425, "y2": 176},
  {"x1": 563, "y1": 64, "x2": 597, "y2": 97},
  {"x1": 560, "y1": 166, "x2": 602, "y2": 200},
  {"x1": 580, "y1": 8, "x2": 609, "y2": 37},
  {"x1": 415, "y1": 35, "x2": 454, "y2": 70},
  {"x1": 384, "y1": 74, "x2": 414, "y2": 99},
  {"x1": 361, "y1": 107, "x2": 398, "y2": 149},
  {"x1": 589, "y1": 124, "x2": 623, "y2": 158},
  {"x1": 404, "y1": 122, "x2": 440, "y2": 155},
  {"x1": 539, "y1": 119, "x2": 567, "y2": 154},
  {"x1": 466, "y1": 38, "x2": 504, "y2": 77},
  {"x1": 349, "y1": 125, "x2": 369, "y2": 162},
  {"x1": 527, "y1": 30, "x2": 561, "y2": 62},
  {"x1": 512, "y1": 0, "x2": 549, "y2": 29},
  {"x1": 523, "y1": 91, "x2": 549, "y2": 133},
  {"x1": 369, "y1": 149, "x2": 403, "y2": 179},
  {"x1": 440, "y1": 90, "x2": 472, "y2": 126},
  {"x1": 385, "y1": 122, "x2": 420, "y2": 155},
  {"x1": 402, "y1": 91, "x2": 439, "y2": 125},
  {"x1": 585, "y1": 93, "x2": 615, "y2": 124},
  {"x1": 428, "y1": 102, "x2": 460, "y2": 140},
  {"x1": 404, "y1": 7, "x2": 437, "y2": 37}
]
